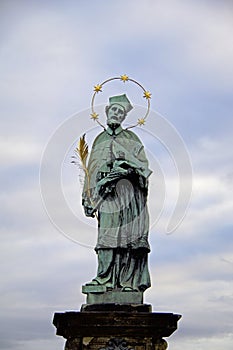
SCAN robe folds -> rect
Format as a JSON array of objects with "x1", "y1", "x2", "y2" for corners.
[{"x1": 82, "y1": 125, "x2": 152, "y2": 291}]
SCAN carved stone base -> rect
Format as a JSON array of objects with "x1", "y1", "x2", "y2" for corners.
[
  {"x1": 53, "y1": 304, "x2": 181, "y2": 350},
  {"x1": 64, "y1": 337, "x2": 168, "y2": 350}
]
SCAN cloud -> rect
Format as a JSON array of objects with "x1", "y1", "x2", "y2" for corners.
[
  {"x1": 1, "y1": 1, "x2": 233, "y2": 349},
  {"x1": 0, "y1": 140, "x2": 41, "y2": 166},
  {"x1": 94, "y1": 0, "x2": 233, "y2": 85},
  {"x1": 146, "y1": 250, "x2": 233, "y2": 348}
]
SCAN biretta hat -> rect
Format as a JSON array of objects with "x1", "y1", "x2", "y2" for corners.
[{"x1": 109, "y1": 94, "x2": 133, "y2": 114}]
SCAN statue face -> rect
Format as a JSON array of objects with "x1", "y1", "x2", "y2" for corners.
[{"x1": 106, "y1": 104, "x2": 125, "y2": 127}]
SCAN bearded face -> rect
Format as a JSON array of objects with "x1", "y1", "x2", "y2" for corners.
[{"x1": 106, "y1": 104, "x2": 126, "y2": 128}]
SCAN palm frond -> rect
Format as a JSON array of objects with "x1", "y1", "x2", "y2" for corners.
[
  {"x1": 75, "y1": 134, "x2": 88, "y2": 168},
  {"x1": 73, "y1": 134, "x2": 98, "y2": 220}
]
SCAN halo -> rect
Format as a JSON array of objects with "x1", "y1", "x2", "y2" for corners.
[{"x1": 90, "y1": 75, "x2": 152, "y2": 129}]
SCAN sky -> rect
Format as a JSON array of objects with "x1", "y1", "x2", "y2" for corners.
[{"x1": 0, "y1": 0, "x2": 233, "y2": 349}]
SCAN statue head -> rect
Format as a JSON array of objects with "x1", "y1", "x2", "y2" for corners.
[{"x1": 106, "y1": 94, "x2": 133, "y2": 128}]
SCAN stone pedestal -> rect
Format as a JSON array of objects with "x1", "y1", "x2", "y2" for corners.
[
  {"x1": 82, "y1": 286, "x2": 143, "y2": 304},
  {"x1": 53, "y1": 303, "x2": 181, "y2": 350}
]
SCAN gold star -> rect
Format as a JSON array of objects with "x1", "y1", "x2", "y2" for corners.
[
  {"x1": 94, "y1": 84, "x2": 102, "y2": 93},
  {"x1": 90, "y1": 112, "x2": 99, "y2": 120},
  {"x1": 143, "y1": 91, "x2": 151, "y2": 99},
  {"x1": 138, "y1": 118, "x2": 146, "y2": 126},
  {"x1": 120, "y1": 74, "x2": 129, "y2": 82}
]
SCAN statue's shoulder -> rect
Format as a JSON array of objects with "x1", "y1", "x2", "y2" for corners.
[
  {"x1": 92, "y1": 130, "x2": 107, "y2": 146},
  {"x1": 123, "y1": 129, "x2": 142, "y2": 143}
]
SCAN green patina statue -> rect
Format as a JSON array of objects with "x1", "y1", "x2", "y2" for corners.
[{"x1": 82, "y1": 94, "x2": 152, "y2": 292}]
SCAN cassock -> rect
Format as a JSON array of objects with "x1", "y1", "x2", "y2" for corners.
[{"x1": 82, "y1": 125, "x2": 152, "y2": 291}]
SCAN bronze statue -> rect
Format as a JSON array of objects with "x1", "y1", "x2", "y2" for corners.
[{"x1": 82, "y1": 94, "x2": 152, "y2": 292}]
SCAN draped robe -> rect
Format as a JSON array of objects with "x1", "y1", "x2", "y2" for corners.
[{"x1": 82, "y1": 126, "x2": 152, "y2": 291}]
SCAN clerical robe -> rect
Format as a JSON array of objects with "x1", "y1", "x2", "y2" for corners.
[{"x1": 82, "y1": 125, "x2": 152, "y2": 291}]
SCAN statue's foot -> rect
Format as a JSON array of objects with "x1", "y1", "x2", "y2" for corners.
[
  {"x1": 85, "y1": 279, "x2": 114, "y2": 289},
  {"x1": 85, "y1": 280, "x2": 99, "y2": 286}
]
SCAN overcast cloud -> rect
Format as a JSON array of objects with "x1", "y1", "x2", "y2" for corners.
[{"x1": 0, "y1": 0, "x2": 233, "y2": 349}]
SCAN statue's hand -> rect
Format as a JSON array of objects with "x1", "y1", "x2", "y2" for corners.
[
  {"x1": 82, "y1": 199, "x2": 96, "y2": 218},
  {"x1": 84, "y1": 205, "x2": 96, "y2": 218}
]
